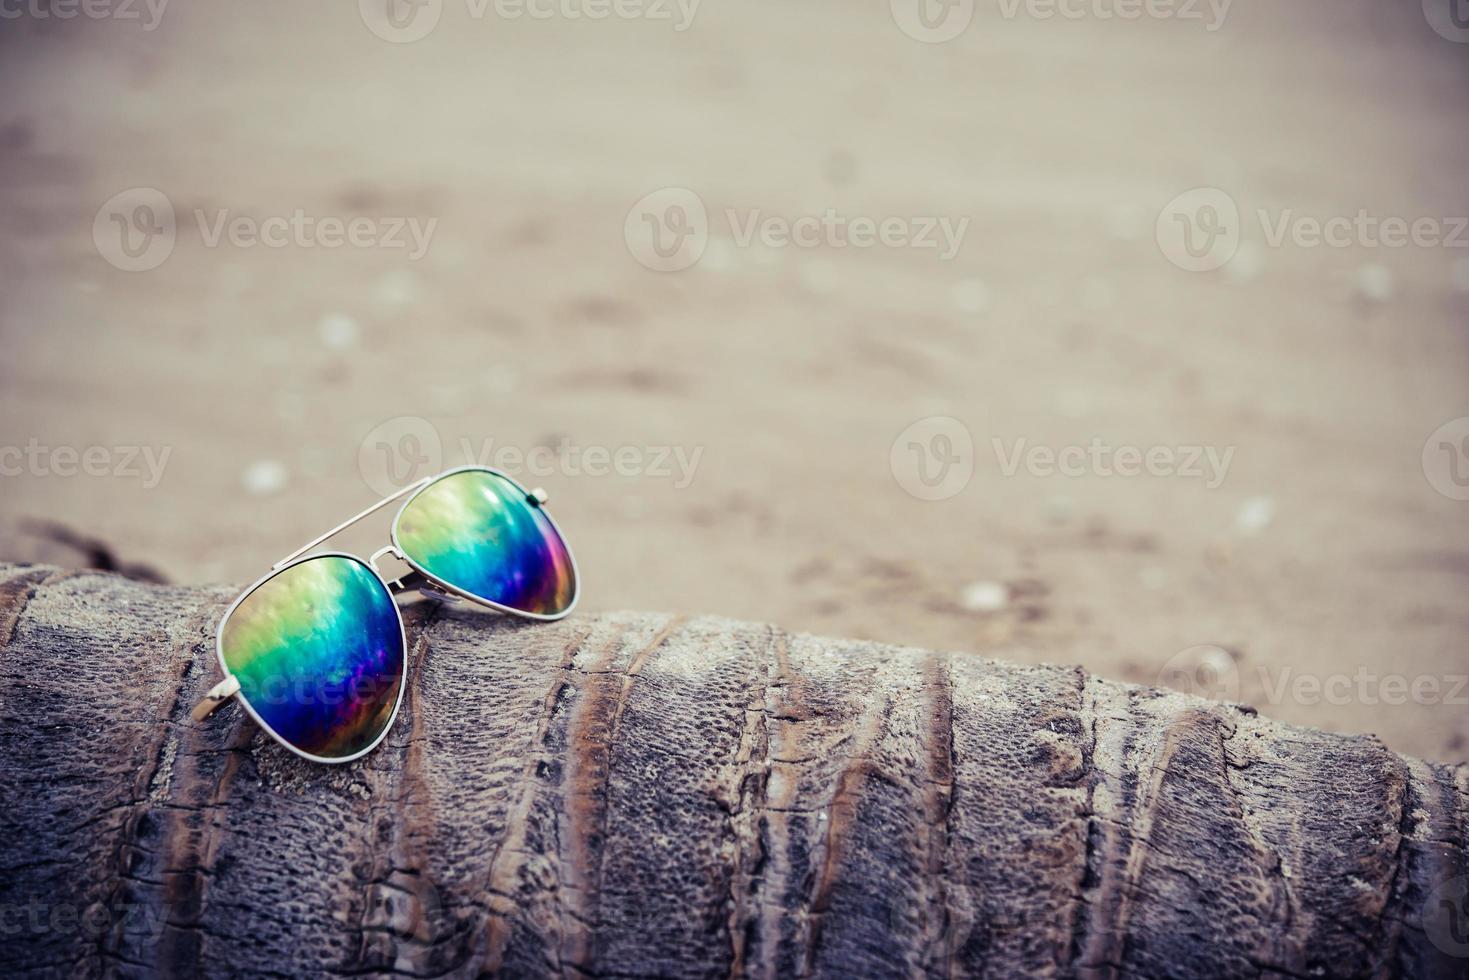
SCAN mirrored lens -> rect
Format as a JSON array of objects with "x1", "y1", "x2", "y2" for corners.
[
  {"x1": 395, "y1": 469, "x2": 577, "y2": 617},
  {"x1": 219, "y1": 555, "x2": 405, "y2": 760}
]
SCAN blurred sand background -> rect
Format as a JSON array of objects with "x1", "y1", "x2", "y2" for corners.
[{"x1": 1, "y1": 0, "x2": 1466, "y2": 762}]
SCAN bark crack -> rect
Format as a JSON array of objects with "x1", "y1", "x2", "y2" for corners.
[{"x1": 721, "y1": 624, "x2": 776, "y2": 980}]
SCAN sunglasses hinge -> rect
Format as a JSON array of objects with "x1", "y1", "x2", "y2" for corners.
[{"x1": 190, "y1": 675, "x2": 241, "y2": 722}]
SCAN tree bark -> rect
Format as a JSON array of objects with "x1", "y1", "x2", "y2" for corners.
[{"x1": 0, "y1": 563, "x2": 1465, "y2": 979}]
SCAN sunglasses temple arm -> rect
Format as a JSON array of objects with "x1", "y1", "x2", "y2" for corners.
[
  {"x1": 388, "y1": 569, "x2": 427, "y2": 594},
  {"x1": 190, "y1": 675, "x2": 241, "y2": 722},
  {"x1": 386, "y1": 569, "x2": 464, "y2": 605},
  {"x1": 272, "y1": 477, "x2": 433, "y2": 571}
]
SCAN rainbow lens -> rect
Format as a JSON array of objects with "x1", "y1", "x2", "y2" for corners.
[
  {"x1": 218, "y1": 554, "x2": 406, "y2": 761},
  {"x1": 393, "y1": 468, "x2": 577, "y2": 618}
]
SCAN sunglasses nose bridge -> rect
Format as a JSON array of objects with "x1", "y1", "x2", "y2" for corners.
[{"x1": 368, "y1": 544, "x2": 403, "y2": 575}]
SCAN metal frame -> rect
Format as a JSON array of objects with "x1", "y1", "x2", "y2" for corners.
[
  {"x1": 389, "y1": 465, "x2": 582, "y2": 623},
  {"x1": 202, "y1": 551, "x2": 409, "y2": 765},
  {"x1": 191, "y1": 466, "x2": 580, "y2": 763}
]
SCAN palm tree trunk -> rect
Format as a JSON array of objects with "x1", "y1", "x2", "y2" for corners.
[{"x1": 0, "y1": 563, "x2": 1464, "y2": 978}]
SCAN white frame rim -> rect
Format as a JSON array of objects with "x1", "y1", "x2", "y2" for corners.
[{"x1": 212, "y1": 551, "x2": 409, "y2": 766}]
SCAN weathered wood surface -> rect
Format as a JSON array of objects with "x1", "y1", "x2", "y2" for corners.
[{"x1": 0, "y1": 562, "x2": 1465, "y2": 980}]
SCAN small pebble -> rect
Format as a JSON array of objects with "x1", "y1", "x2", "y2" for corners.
[
  {"x1": 1354, "y1": 264, "x2": 1395, "y2": 304},
  {"x1": 1234, "y1": 496, "x2": 1276, "y2": 536},
  {"x1": 960, "y1": 581, "x2": 1010, "y2": 613},
  {"x1": 952, "y1": 278, "x2": 991, "y2": 315},
  {"x1": 373, "y1": 269, "x2": 422, "y2": 308},
  {"x1": 318, "y1": 312, "x2": 360, "y2": 351},
  {"x1": 242, "y1": 460, "x2": 288, "y2": 496}
]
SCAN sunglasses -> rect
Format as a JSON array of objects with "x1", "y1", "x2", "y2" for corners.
[{"x1": 190, "y1": 466, "x2": 579, "y2": 763}]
